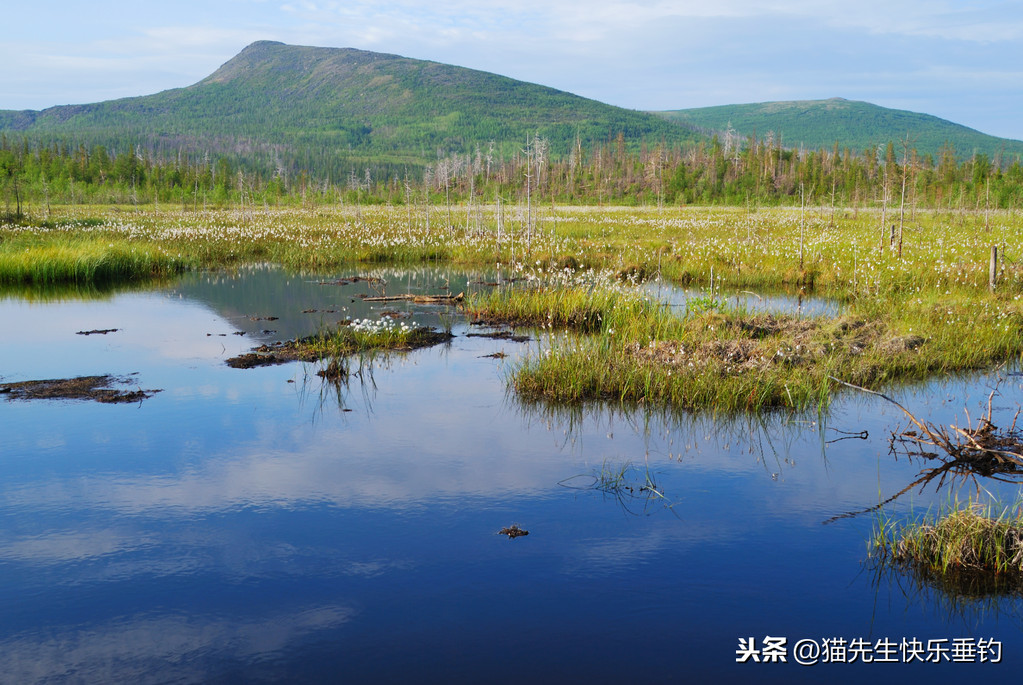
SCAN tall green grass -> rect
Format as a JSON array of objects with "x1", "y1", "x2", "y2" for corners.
[{"x1": 0, "y1": 236, "x2": 187, "y2": 285}]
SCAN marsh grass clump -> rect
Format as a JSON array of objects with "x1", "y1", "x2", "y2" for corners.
[
  {"x1": 227, "y1": 319, "x2": 454, "y2": 369},
  {"x1": 315, "y1": 318, "x2": 453, "y2": 355},
  {"x1": 593, "y1": 460, "x2": 632, "y2": 493},
  {"x1": 472, "y1": 262, "x2": 1023, "y2": 412},
  {"x1": 479, "y1": 282, "x2": 928, "y2": 411},
  {"x1": 468, "y1": 283, "x2": 657, "y2": 334},
  {"x1": 872, "y1": 502, "x2": 1023, "y2": 590}
]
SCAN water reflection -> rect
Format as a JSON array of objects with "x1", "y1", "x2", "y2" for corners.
[
  {"x1": 168, "y1": 263, "x2": 501, "y2": 343},
  {"x1": 2, "y1": 266, "x2": 1022, "y2": 683},
  {"x1": 514, "y1": 397, "x2": 828, "y2": 484},
  {"x1": 869, "y1": 559, "x2": 1023, "y2": 631},
  {"x1": 0, "y1": 279, "x2": 164, "y2": 303},
  {"x1": 0, "y1": 605, "x2": 355, "y2": 685},
  {"x1": 827, "y1": 374, "x2": 1023, "y2": 522},
  {"x1": 643, "y1": 279, "x2": 843, "y2": 317}
]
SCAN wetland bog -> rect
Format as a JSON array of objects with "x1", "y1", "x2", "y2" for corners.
[{"x1": 2, "y1": 205, "x2": 1023, "y2": 682}]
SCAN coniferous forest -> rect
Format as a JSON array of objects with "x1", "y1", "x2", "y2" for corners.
[{"x1": 3, "y1": 131, "x2": 1022, "y2": 220}]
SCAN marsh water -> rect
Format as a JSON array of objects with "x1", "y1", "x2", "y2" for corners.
[{"x1": 2, "y1": 266, "x2": 1022, "y2": 683}]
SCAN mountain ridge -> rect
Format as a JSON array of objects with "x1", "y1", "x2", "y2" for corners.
[
  {"x1": 2, "y1": 42, "x2": 1021, "y2": 175},
  {"x1": 0, "y1": 41, "x2": 700, "y2": 176},
  {"x1": 654, "y1": 98, "x2": 1023, "y2": 160}
]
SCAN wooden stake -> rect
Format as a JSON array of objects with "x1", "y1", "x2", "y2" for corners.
[{"x1": 990, "y1": 245, "x2": 998, "y2": 292}]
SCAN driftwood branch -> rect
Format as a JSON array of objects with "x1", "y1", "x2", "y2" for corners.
[
  {"x1": 824, "y1": 375, "x2": 1023, "y2": 522},
  {"x1": 359, "y1": 292, "x2": 464, "y2": 304},
  {"x1": 828, "y1": 376, "x2": 932, "y2": 437},
  {"x1": 831, "y1": 375, "x2": 1023, "y2": 470}
]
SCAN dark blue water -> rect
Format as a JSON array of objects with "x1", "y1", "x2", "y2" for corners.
[{"x1": 1, "y1": 267, "x2": 1021, "y2": 683}]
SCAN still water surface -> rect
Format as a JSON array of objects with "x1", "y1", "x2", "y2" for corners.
[{"x1": 1, "y1": 267, "x2": 1021, "y2": 683}]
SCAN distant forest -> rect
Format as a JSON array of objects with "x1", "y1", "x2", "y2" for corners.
[{"x1": 2, "y1": 131, "x2": 1022, "y2": 219}]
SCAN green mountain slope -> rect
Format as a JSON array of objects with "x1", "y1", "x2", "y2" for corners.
[
  {"x1": 0, "y1": 41, "x2": 700, "y2": 175},
  {"x1": 655, "y1": 98, "x2": 1023, "y2": 161}
]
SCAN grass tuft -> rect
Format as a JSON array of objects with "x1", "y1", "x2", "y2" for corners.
[{"x1": 873, "y1": 501, "x2": 1023, "y2": 585}]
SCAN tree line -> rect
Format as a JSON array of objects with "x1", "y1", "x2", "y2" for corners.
[{"x1": 2, "y1": 131, "x2": 1022, "y2": 220}]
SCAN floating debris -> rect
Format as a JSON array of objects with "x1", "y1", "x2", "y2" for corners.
[
  {"x1": 225, "y1": 351, "x2": 297, "y2": 369},
  {"x1": 359, "y1": 292, "x2": 464, "y2": 304},
  {"x1": 827, "y1": 377, "x2": 1023, "y2": 523},
  {"x1": 831, "y1": 376, "x2": 1023, "y2": 480},
  {"x1": 0, "y1": 374, "x2": 160, "y2": 404},
  {"x1": 318, "y1": 276, "x2": 385, "y2": 286},
  {"x1": 76, "y1": 328, "x2": 119, "y2": 336},
  {"x1": 467, "y1": 330, "x2": 530, "y2": 343},
  {"x1": 499, "y1": 525, "x2": 529, "y2": 539}
]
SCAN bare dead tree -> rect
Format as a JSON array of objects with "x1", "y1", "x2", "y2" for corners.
[{"x1": 897, "y1": 134, "x2": 919, "y2": 258}]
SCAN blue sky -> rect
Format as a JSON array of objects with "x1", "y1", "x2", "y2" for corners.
[{"x1": 2, "y1": 0, "x2": 1022, "y2": 140}]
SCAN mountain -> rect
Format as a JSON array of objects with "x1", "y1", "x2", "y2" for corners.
[
  {"x1": 0, "y1": 41, "x2": 700, "y2": 176},
  {"x1": 654, "y1": 98, "x2": 1023, "y2": 161}
]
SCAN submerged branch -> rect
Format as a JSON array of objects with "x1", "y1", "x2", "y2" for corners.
[
  {"x1": 827, "y1": 374, "x2": 1023, "y2": 521},
  {"x1": 359, "y1": 292, "x2": 464, "y2": 304}
]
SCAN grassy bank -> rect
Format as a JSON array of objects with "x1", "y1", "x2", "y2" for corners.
[
  {"x1": 0, "y1": 233, "x2": 189, "y2": 285},
  {"x1": 4, "y1": 204, "x2": 1023, "y2": 293}
]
